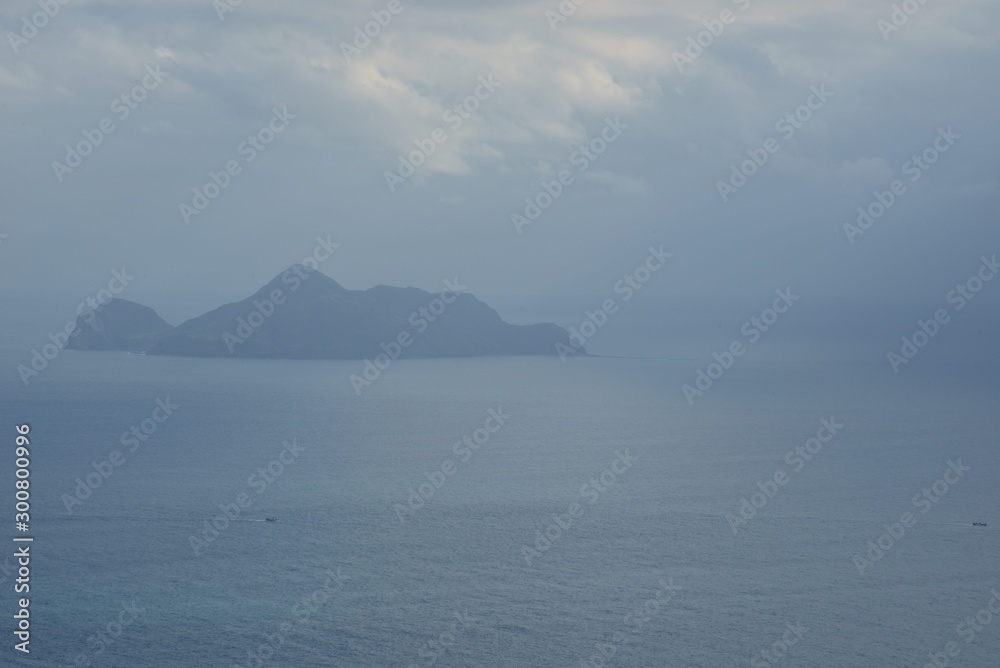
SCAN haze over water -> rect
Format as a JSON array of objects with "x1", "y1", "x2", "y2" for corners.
[
  {"x1": 1, "y1": 300, "x2": 998, "y2": 666},
  {"x1": 3, "y1": 0, "x2": 1000, "y2": 665}
]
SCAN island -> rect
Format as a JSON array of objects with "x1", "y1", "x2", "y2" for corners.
[{"x1": 66, "y1": 266, "x2": 585, "y2": 360}]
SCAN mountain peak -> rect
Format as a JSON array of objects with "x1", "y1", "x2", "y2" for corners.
[
  {"x1": 67, "y1": 298, "x2": 173, "y2": 351},
  {"x1": 258, "y1": 265, "x2": 347, "y2": 296}
]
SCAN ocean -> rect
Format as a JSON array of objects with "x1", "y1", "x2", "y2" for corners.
[{"x1": 1, "y1": 325, "x2": 998, "y2": 667}]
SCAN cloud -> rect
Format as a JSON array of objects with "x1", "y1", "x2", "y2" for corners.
[{"x1": 0, "y1": 0, "x2": 997, "y2": 307}]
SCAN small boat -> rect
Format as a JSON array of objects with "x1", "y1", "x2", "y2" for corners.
[
  {"x1": 265, "y1": 517, "x2": 279, "y2": 522},
  {"x1": 972, "y1": 522, "x2": 987, "y2": 527}
]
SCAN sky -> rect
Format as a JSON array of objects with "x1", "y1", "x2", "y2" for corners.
[{"x1": 1, "y1": 0, "x2": 998, "y2": 333}]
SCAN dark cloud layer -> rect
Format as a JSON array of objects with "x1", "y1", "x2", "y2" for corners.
[{"x1": 1, "y1": 0, "x2": 998, "y2": 328}]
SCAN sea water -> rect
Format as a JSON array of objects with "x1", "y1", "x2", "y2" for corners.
[{"x1": 0, "y1": 340, "x2": 998, "y2": 667}]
